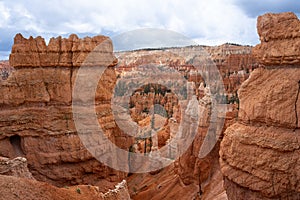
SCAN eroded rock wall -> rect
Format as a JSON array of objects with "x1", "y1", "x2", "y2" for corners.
[
  {"x1": 10, "y1": 33, "x2": 116, "y2": 67},
  {"x1": 220, "y1": 12, "x2": 300, "y2": 199},
  {"x1": 252, "y1": 12, "x2": 300, "y2": 66},
  {"x1": 0, "y1": 34, "x2": 133, "y2": 188},
  {"x1": 0, "y1": 156, "x2": 130, "y2": 200}
]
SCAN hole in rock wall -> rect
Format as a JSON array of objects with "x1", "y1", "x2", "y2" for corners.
[{"x1": 9, "y1": 135, "x2": 25, "y2": 157}]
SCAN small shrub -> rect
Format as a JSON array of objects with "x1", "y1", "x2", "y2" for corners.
[{"x1": 76, "y1": 188, "x2": 81, "y2": 194}]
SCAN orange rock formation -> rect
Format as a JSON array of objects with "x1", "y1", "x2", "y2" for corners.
[
  {"x1": 0, "y1": 156, "x2": 130, "y2": 200},
  {"x1": 253, "y1": 12, "x2": 300, "y2": 66},
  {"x1": 0, "y1": 33, "x2": 133, "y2": 189},
  {"x1": 220, "y1": 12, "x2": 300, "y2": 199}
]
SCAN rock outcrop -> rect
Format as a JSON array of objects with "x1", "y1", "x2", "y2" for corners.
[
  {"x1": 0, "y1": 34, "x2": 133, "y2": 188},
  {"x1": 220, "y1": 12, "x2": 300, "y2": 199},
  {"x1": 253, "y1": 12, "x2": 300, "y2": 66},
  {"x1": 0, "y1": 156, "x2": 34, "y2": 179},
  {"x1": 0, "y1": 157, "x2": 131, "y2": 200},
  {"x1": 10, "y1": 33, "x2": 117, "y2": 67},
  {"x1": 0, "y1": 175, "x2": 131, "y2": 200}
]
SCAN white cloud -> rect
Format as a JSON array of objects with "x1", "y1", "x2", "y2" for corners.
[
  {"x1": 0, "y1": 2, "x2": 10, "y2": 28},
  {"x1": 63, "y1": 21, "x2": 96, "y2": 33},
  {"x1": 2, "y1": 0, "x2": 297, "y2": 57}
]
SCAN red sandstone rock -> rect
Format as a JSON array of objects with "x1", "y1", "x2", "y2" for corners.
[
  {"x1": 0, "y1": 175, "x2": 131, "y2": 200},
  {"x1": 10, "y1": 33, "x2": 117, "y2": 67},
  {"x1": 0, "y1": 156, "x2": 131, "y2": 200},
  {"x1": 221, "y1": 72, "x2": 300, "y2": 199},
  {"x1": 220, "y1": 12, "x2": 300, "y2": 200},
  {"x1": 253, "y1": 12, "x2": 300, "y2": 66},
  {"x1": 221, "y1": 124, "x2": 300, "y2": 198},
  {"x1": 0, "y1": 34, "x2": 132, "y2": 189},
  {"x1": 238, "y1": 67, "x2": 300, "y2": 129}
]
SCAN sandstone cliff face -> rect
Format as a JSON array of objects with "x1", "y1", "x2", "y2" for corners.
[
  {"x1": 220, "y1": 12, "x2": 300, "y2": 199},
  {"x1": 253, "y1": 12, "x2": 300, "y2": 66},
  {"x1": 0, "y1": 34, "x2": 132, "y2": 188}
]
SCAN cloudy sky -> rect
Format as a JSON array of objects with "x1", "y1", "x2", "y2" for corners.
[{"x1": 0, "y1": 0, "x2": 299, "y2": 59}]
